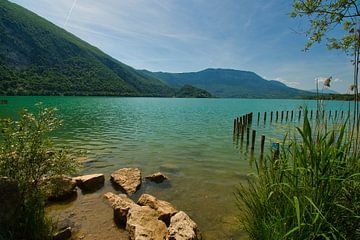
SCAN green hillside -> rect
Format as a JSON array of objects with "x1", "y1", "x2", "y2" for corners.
[
  {"x1": 175, "y1": 85, "x2": 213, "y2": 98},
  {"x1": 0, "y1": 0, "x2": 173, "y2": 96},
  {"x1": 141, "y1": 68, "x2": 313, "y2": 99}
]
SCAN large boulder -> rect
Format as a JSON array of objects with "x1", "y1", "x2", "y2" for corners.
[
  {"x1": 73, "y1": 173, "x2": 104, "y2": 192},
  {"x1": 0, "y1": 177, "x2": 21, "y2": 229},
  {"x1": 167, "y1": 211, "x2": 201, "y2": 240},
  {"x1": 43, "y1": 176, "x2": 77, "y2": 201},
  {"x1": 110, "y1": 168, "x2": 141, "y2": 195},
  {"x1": 137, "y1": 194, "x2": 178, "y2": 225},
  {"x1": 145, "y1": 172, "x2": 168, "y2": 183},
  {"x1": 104, "y1": 192, "x2": 137, "y2": 227},
  {"x1": 126, "y1": 205, "x2": 168, "y2": 240}
]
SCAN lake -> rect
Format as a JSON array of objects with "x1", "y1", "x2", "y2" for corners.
[{"x1": 0, "y1": 96, "x2": 350, "y2": 239}]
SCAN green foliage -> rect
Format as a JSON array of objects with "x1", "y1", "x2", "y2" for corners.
[
  {"x1": 174, "y1": 84, "x2": 213, "y2": 98},
  {"x1": 236, "y1": 111, "x2": 360, "y2": 239},
  {"x1": 0, "y1": 104, "x2": 79, "y2": 240},
  {"x1": 0, "y1": 0, "x2": 174, "y2": 97},
  {"x1": 291, "y1": 0, "x2": 360, "y2": 52}
]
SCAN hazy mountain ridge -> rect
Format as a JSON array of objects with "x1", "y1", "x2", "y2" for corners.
[{"x1": 141, "y1": 68, "x2": 313, "y2": 98}]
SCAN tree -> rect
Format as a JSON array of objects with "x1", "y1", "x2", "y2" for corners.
[
  {"x1": 291, "y1": 0, "x2": 359, "y2": 52},
  {"x1": 291, "y1": 0, "x2": 359, "y2": 156},
  {"x1": 0, "y1": 104, "x2": 79, "y2": 240}
]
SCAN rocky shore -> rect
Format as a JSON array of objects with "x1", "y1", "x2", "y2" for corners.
[{"x1": 1, "y1": 168, "x2": 201, "y2": 240}]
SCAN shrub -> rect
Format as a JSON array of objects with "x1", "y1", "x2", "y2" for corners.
[
  {"x1": 0, "y1": 104, "x2": 79, "y2": 240},
  {"x1": 236, "y1": 110, "x2": 360, "y2": 239}
]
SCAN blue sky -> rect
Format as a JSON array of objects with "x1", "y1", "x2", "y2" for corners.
[{"x1": 10, "y1": 0, "x2": 355, "y2": 92}]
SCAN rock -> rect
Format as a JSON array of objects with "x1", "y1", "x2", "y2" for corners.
[
  {"x1": 53, "y1": 227, "x2": 71, "y2": 240},
  {"x1": 137, "y1": 194, "x2": 178, "y2": 226},
  {"x1": 167, "y1": 211, "x2": 201, "y2": 240},
  {"x1": 145, "y1": 172, "x2": 168, "y2": 183},
  {"x1": 110, "y1": 168, "x2": 141, "y2": 195},
  {"x1": 0, "y1": 177, "x2": 21, "y2": 229},
  {"x1": 73, "y1": 173, "x2": 104, "y2": 192},
  {"x1": 43, "y1": 176, "x2": 77, "y2": 201},
  {"x1": 104, "y1": 192, "x2": 137, "y2": 227},
  {"x1": 126, "y1": 205, "x2": 168, "y2": 240}
]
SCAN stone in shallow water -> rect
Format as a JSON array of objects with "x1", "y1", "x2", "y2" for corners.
[
  {"x1": 137, "y1": 193, "x2": 177, "y2": 226},
  {"x1": 73, "y1": 173, "x2": 104, "y2": 192},
  {"x1": 126, "y1": 205, "x2": 168, "y2": 240},
  {"x1": 145, "y1": 172, "x2": 168, "y2": 183},
  {"x1": 110, "y1": 168, "x2": 141, "y2": 195},
  {"x1": 104, "y1": 192, "x2": 137, "y2": 227},
  {"x1": 167, "y1": 211, "x2": 202, "y2": 240}
]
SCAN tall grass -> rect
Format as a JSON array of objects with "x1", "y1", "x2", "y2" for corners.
[{"x1": 236, "y1": 110, "x2": 360, "y2": 239}]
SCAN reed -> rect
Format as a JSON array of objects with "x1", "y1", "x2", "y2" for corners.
[{"x1": 236, "y1": 110, "x2": 360, "y2": 239}]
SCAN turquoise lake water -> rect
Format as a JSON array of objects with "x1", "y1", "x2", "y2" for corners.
[{"x1": 0, "y1": 96, "x2": 351, "y2": 239}]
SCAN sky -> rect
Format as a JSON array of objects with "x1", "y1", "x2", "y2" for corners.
[{"x1": 10, "y1": 0, "x2": 356, "y2": 93}]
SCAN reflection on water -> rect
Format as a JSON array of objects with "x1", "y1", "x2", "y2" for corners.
[{"x1": 0, "y1": 97, "x2": 350, "y2": 239}]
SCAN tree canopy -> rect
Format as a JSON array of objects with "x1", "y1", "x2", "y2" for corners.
[{"x1": 291, "y1": 0, "x2": 359, "y2": 52}]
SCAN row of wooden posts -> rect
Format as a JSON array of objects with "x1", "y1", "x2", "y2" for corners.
[
  {"x1": 232, "y1": 109, "x2": 350, "y2": 161},
  {"x1": 233, "y1": 112, "x2": 267, "y2": 162},
  {"x1": 234, "y1": 109, "x2": 350, "y2": 134}
]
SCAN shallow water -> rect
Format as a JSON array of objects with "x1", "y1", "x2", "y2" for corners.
[{"x1": 0, "y1": 96, "x2": 350, "y2": 239}]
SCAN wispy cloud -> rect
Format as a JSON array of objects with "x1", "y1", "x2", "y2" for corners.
[{"x1": 274, "y1": 77, "x2": 300, "y2": 87}]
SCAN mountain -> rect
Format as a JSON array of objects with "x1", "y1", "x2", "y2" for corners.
[
  {"x1": 0, "y1": 0, "x2": 173, "y2": 96},
  {"x1": 141, "y1": 69, "x2": 313, "y2": 98},
  {"x1": 308, "y1": 89, "x2": 339, "y2": 94},
  {"x1": 175, "y1": 85, "x2": 213, "y2": 98}
]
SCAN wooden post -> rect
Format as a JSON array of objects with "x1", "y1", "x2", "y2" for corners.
[
  {"x1": 316, "y1": 110, "x2": 319, "y2": 120},
  {"x1": 310, "y1": 110, "x2": 313, "y2": 120},
  {"x1": 341, "y1": 110, "x2": 344, "y2": 119},
  {"x1": 276, "y1": 111, "x2": 279, "y2": 122},
  {"x1": 270, "y1": 111, "x2": 273, "y2": 123},
  {"x1": 260, "y1": 135, "x2": 265, "y2": 163},
  {"x1": 246, "y1": 127, "x2": 250, "y2": 147},
  {"x1": 328, "y1": 110, "x2": 331, "y2": 120},
  {"x1": 264, "y1": 112, "x2": 267, "y2": 124},
  {"x1": 322, "y1": 110, "x2": 325, "y2": 120},
  {"x1": 257, "y1": 112, "x2": 260, "y2": 124},
  {"x1": 281, "y1": 111, "x2": 284, "y2": 122},
  {"x1": 335, "y1": 110, "x2": 337, "y2": 120},
  {"x1": 251, "y1": 129, "x2": 256, "y2": 153},
  {"x1": 286, "y1": 111, "x2": 289, "y2": 122},
  {"x1": 233, "y1": 119, "x2": 237, "y2": 135},
  {"x1": 298, "y1": 110, "x2": 302, "y2": 122},
  {"x1": 291, "y1": 111, "x2": 293, "y2": 122}
]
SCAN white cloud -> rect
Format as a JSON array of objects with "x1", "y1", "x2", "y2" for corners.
[{"x1": 274, "y1": 77, "x2": 300, "y2": 87}]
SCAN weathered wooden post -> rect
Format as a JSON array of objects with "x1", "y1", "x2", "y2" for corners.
[
  {"x1": 298, "y1": 110, "x2": 302, "y2": 122},
  {"x1": 286, "y1": 111, "x2": 289, "y2": 122},
  {"x1": 281, "y1": 111, "x2": 284, "y2": 122},
  {"x1": 310, "y1": 110, "x2": 313, "y2": 120},
  {"x1": 316, "y1": 110, "x2": 319, "y2": 120},
  {"x1": 270, "y1": 111, "x2": 273, "y2": 123},
  {"x1": 328, "y1": 110, "x2": 332, "y2": 120},
  {"x1": 341, "y1": 110, "x2": 344, "y2": 119},
  {"x1": 260, "y1": 135, "x2": 265, "y2": 163},
  {"x1": 246, "y1": 127, "x2": 250, "y2": 148},
  {"x1": 251, "y1": 130, "x2": 256, "y2": 153},
  {"x1": 335, "y1": 110, "x2": 337, "y2": 120},
  {"x1": 291, "y1": 111, "x2": 293, "y2": 122},
  {"x1": 264, "y1": 112, "x2": 267, "y2": 124},
  {"x1": 257, "y1": 112, "x2": 260, "y2": 124},
  {"x1": 322, "y1": 110, "x2": 325, "y2": 120},
  {"x1": 276, "y1": 111, "x2": 279, "y2": 122}
]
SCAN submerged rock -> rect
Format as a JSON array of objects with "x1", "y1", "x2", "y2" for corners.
[
  {"x1": 0, "y1": 177, "x2": 21, "y2": 229},
  {"x1": 167, "y1": 211, "x2": 201, "y2": 240},
  {"x1": 137, "y1": 194, "x2": 177, "y2": 226},
  {"x1": 104, "y1": 192, "x2": 137, "y2": 227},
  {"x1": 43, "y1": 176, "x2": 77, "y2": 201},
  {"x1": 126, "y1": 205, "x2": 168, "y2": 240},
  {"x1": 73, "y1": 173, "x2": 104, "y2": 192},
  {"x1": 110, "y1": 168, "x2": 141, "y2": 195},
  {"x1": 145, "y1": 172, "x2": 168, "y2": 183}
]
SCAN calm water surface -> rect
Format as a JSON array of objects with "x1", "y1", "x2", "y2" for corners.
[{"x1": 0, "y1": 97, "x2": 350, "y2": 239}]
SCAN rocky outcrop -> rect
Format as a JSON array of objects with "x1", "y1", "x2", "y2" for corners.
[
  {"x1": 145, "y1": 172, "x2": 168, "y2": 183},
  {"x1": 0, "y1": 177, "x2": 21, "y2": 230},
  {"x1": 110, "y1": 168, "x2": 141, "y2": 195},
  {"x1": 126, "y1": 205, "x2": 168, "y2": 240},
  {"x1": 43, "y1": 176, "x2": 77, "y2": 201},
  {"x1": 104, "y1": 192, "x2": 137, "y2": 227},
  {"x1": 167, "y1": 211, "x2": 201, "y2": 240},
  {"x1": 104, "y1": 192, "x2": 201, "y2": 240},
  {"x1": 73, "y1": 173, "x2": 104, "y2": 192},
  {"x1": 137, "y1": 194, "x2": 177, "y2": 225}
]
